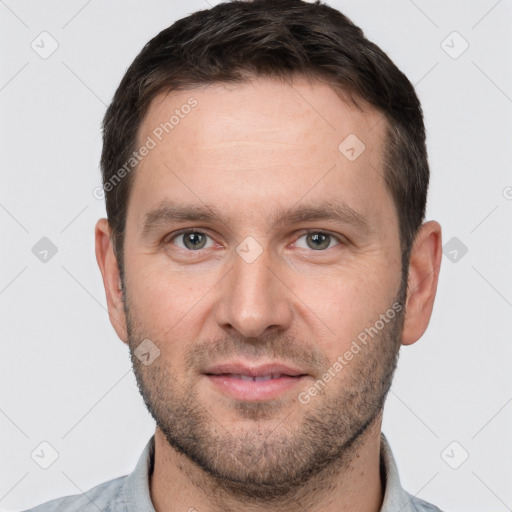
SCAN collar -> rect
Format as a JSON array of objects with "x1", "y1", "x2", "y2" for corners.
[
  {"x1": 379, "y1": 432, "x2": 424, "y2": 511},
  {"x1": 121, "y1": 432, "x2": 421, "y2": 511}
]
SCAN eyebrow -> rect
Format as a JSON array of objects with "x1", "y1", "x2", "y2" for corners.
[{"x1": 141, "y1": 199, "x2": 373, "y2": 239}]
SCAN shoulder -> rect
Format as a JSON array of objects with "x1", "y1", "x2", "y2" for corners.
[
  {"x1": 22, "y1": 435, "x2": 155, "y2": 512},
  {"x1": 21, "y1": 474, "x2": 127, "y2": 512},
  {"x1": 408, "y1": 493, "x2": 445, "y2": 512}
]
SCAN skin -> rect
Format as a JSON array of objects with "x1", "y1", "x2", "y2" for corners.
[{"x1": 95, "y1": 76, "x2": 442, "y2": 512}]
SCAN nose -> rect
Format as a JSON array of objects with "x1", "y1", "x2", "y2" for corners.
[{"x1": 214, "y1": 242, "x2": 293, "y2": 339}]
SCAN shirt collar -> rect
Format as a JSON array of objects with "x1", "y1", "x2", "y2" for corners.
[
  {"x1": 122, "y1": 435, "x2": 156, "y2": 511},
  {"x1": 379, "y1": 432, "x2": 420, "y2": 511},
  {"x1": 122, "y1": 432, "x2": 417, "y2": 511}
]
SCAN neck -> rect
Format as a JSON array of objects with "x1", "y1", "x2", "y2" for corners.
[{"x1": 150, "y1": 415, "x2": 384, "y2": 512}]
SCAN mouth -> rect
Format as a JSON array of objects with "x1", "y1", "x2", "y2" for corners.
[
  {"x1": 203, "y1": 362, "x2": 309, "y2": 401},
  {"x1": 214, "y1": 373, "x2": 294, "y2": 381}
]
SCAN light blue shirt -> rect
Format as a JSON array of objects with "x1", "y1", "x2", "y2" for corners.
[{"x1": 23, "y1": 432, "x2": 443, "y2": 511}]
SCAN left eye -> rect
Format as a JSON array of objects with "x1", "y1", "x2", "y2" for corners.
[
  {"x1": 294, "y1": 232, "x2": 341, "y2": 251},
  {"x1": 170, "y1": 231, "x2": 215, "y2": 251}
]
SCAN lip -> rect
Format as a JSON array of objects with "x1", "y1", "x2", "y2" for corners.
[
  {"x1": 203, "y1": 361, "x2": 309, "y2": 401},
  {"x1": 205, "y1": 362, "x2": 306, "y2": 378}
]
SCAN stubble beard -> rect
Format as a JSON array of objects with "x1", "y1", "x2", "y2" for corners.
[{"x1": 123, "y1": 280, "x2": 406, "y2": 502}]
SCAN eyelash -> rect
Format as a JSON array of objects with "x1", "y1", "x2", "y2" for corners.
[{"x1": 165, "y1": 229, "x2": 344, "y2": 252}]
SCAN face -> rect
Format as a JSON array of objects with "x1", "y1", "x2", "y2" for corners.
[{"x1": 120, "y1": 77, "x2": 405, "y2": 498}]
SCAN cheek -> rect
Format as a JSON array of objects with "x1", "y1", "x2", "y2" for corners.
[
  {"x1": 128, "y1": 256, "x2": 208, "y2": 312},
  {"x1": 291, "y1": 262, "x2": 399, "y2": 354},
  {"x1": 126, "y1": 274, "x2": 196, "y2": 372}
]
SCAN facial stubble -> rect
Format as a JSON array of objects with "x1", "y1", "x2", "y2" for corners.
[{"x1": 123, "y1": 279, "x2": 406, "y2": 502}]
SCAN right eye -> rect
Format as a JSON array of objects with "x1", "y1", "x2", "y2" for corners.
[{"x1": 168, "y1": 230, "x2": 216, "y2": 251}]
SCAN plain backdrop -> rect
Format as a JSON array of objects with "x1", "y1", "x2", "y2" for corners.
[{"x1": 1, "y1": 1, "x2": 511, "y2": 511}]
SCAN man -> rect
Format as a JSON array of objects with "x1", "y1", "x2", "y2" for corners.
[{"x1": 25, "y1": 0, "x2": 443, "y2": 510}]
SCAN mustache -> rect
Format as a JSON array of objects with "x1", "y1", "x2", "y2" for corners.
[{"x1": 185, "y1": 333, "x2": 331, "y2": 377}]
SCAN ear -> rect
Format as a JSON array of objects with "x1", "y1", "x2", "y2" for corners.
[
  {"x1": 95, "y1": 218, "x2": 128, "y2": 344},
  {"x1": 401, "y1": 220, "x2": 442, "y2": 346}
]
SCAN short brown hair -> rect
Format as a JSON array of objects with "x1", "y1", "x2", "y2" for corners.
[{"x1": 101, "y1": 0, "x2": 429, "y2": 284}]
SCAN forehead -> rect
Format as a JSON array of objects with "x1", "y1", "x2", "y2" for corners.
[
  {"x1": 139, "y1": 77, "x2": 385, "y2": 168},
  {"x1": 127, "y1": 76, "x2": 394, "y2": 235}
]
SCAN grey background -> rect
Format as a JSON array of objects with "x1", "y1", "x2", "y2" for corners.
[{"x1": 1, "y1": 1, "x2": 511, "y2": 511}]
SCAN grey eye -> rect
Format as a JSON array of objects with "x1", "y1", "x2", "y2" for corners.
[
  {"x1": 295, "y1": 232, "x2": 340, "y2": 251},
  {"x1": 173, "y1": 231, "x2": 213, "y2": 250}
]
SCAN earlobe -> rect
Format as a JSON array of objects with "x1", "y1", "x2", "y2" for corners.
[
  {"x1": 401, "y1": 221, "x2": 442, "y2": 346},
  {"x1": 95, "y1": 218, "x2": 128, "y2": 343}
]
